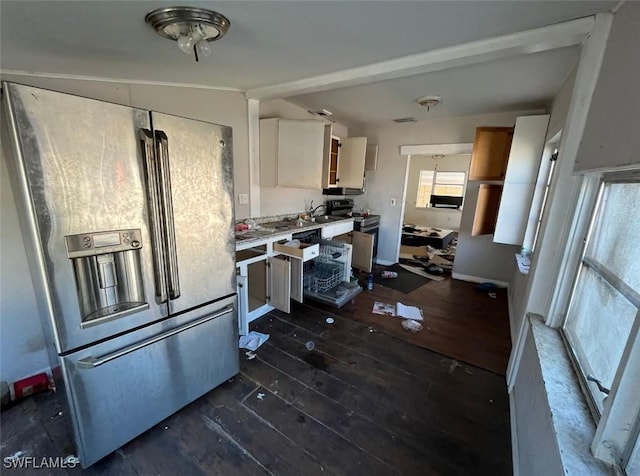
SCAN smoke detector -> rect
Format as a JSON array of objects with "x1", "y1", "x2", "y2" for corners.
[{"x1": 416, "y1": 95, "x2": 441, "y2": 111}]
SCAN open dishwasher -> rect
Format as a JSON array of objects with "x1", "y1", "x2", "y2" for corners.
[{"x1": 303, "y1": 238, "x2": 362, "y2": 307}]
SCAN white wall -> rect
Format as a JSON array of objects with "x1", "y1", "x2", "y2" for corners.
[
  {"x1": 402, "y1": 154, "x2": 469, "y2": 230},
  {"x1": 573, "y1": 3, "x2": 639, "y2": 173},
  {"x1": 511, "y1": 328, "x2": 564, "y2": 476},
  {"x1": 352, "y1": 109, "x2": 543, "y2": 278},
  {"x1": 508, "y1": 64, "x2": 577, "y2": 340},
  {"x1": 258, "y1": 99, "x2": 348, "y2": 217}
]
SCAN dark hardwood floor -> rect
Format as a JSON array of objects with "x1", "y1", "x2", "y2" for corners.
[
  {"x1": 332, "y1": 271, "x2": 512, "y2": 375},
  {"x1": 1, "y1": 286, "x2": 512, "y2": 475}
]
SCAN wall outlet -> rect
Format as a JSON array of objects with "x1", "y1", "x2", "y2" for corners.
[
  {"x1": 390, "y1": 197, "x2": 397, "y2": 206},
  {"x1": 238, "y1": 193, "x2": 249, "y2": 205}
]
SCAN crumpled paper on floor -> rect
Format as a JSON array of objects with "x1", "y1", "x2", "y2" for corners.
[{"x1": 239, "y1": 331, "x2": 270, "y2": 351}]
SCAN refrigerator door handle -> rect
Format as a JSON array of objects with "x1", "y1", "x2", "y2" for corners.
[
  {"x1": 139, "y1": 128, "x2": 168, "y2": 304},
  {"x1": 155, "y1": 130, "x2": 181, "y2": 300},
  {"x1": 77, "y1": 306, "x2": 233, "y2": 369}
]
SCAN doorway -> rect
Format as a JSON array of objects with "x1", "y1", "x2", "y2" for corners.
[{"x1": 394, "y1": 143, "x2": 473, "y2": 275}]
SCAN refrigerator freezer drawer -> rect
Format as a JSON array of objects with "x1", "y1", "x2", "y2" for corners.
[{"x1": 61, "y1": 306, "x2": 239, "y2": 467}]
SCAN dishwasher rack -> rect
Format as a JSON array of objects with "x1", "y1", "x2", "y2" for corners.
[{"x1": 303, "y1": 239, "x2": 348, "y2": 293}]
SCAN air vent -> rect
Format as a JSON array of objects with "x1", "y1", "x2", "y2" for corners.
[
  {"x1": 393, "y1": 117, "x2": 417, "y2": 123},
  {"x1": 308, "y1": 109, "x2": 333, "y2": 117}
]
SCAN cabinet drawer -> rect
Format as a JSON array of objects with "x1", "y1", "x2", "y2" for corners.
[
  {"x1": 321, "y1": 221, "x2": 354, "y2": 239},
  {"x1": 273, "y1": 241, "x2": 319, "y2": 262}
]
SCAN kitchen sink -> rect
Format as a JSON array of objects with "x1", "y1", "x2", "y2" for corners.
[{"x1": 312, "y1": 215, "x2": 343, "y2": 223}]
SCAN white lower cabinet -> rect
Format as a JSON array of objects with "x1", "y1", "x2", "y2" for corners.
[
  {"x1": 236, "y1": 241, "x2": 318, "y2": 335},
  {"x1": 236, "y1": 221, "x2": 361, "y2": 334}
]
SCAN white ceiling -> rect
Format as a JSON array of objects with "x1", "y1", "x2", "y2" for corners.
[{"x1": 0, "y1": 1, "x2": 618, "y2": 127}]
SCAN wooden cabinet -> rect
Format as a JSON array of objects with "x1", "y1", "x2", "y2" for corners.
[
  {"x1": 236, "y1": 246, "x2": 297, "y2": 335},
  {"x1": 322, "y1": 125, "x2": 368, "y2": 189},
  {"x1": 469, "y1": 115, "x2": 549, "y2": 239},
  {"x1": 260, "y1": 118, "x2": 324, "y2": 189},
  {"x1": 333, "y1": 229, "x2": 374, "y2": 273},
  {"x1": 351, "y1": 231, "x2": 375, "y2": 273},
  {"x1": 472, "y1": 185, "x2": 503, "y2": 236},
  {"x1": 469, "y1": 127, "x2": 514, "y2": 181}
]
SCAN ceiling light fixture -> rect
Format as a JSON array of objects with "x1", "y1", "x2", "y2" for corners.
[
  {"x1": 145, "y1": 6, "x2": 230, "y2": 62},
  {"x1": 416, "y1": 95, "x2": 442, "y2": 112}
]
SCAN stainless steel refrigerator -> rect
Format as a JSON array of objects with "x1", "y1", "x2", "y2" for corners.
[{"x1": 1, "y1": 82, "x2": 239, "y2": 467}]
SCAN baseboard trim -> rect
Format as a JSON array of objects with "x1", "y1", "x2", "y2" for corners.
[
  {"x1": 451, "y1": 272, "x2": 509, "y2": 288},
  {"x1": 509, "y1": 391, "x2": 520, "y2": 476}
]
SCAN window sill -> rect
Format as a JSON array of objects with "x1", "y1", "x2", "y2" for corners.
[{"x1": 528, "y1": 316, "x2": 613, "y2": 475}]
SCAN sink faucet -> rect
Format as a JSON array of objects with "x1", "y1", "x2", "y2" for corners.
[{"x1": 309, "y1": 200, "x2": 326, "y2": 217}]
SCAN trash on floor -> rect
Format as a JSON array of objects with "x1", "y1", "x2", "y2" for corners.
[
  {"x1": 488, "y1": 292, "x2": 497, "y2": 299},
  {"x1": 372, "y1": 301, "x2": 424, "y2": 321},
  {"x1": 256, "y1": 392, "x2": 265, "y2": 400},
  {"x1": 473, "y1": 282, "x2": 498, "y2": 292},
  {"x1": 245, "y1": 351, "x2": 257, "y2": 360},
  {"x1": 239, "y1": 331, "x2": 270, "y2": 351},
  {"x1": 402, "y1": 319, "x2": 423, "y2": 332},
  {"x1": 325, "y1": 317, "x2": 335, "y2": 324},
  {"x1": 305, "y1": 341, "x2": 315, "y2": 351},
  {"x1": 398, "y1": 264, "x2": 445, "y2": 282},
  {"x1": 381, "y1": 270, "x2": 398, "y2": 279}
]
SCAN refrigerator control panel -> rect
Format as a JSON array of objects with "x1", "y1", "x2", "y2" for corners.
[{"x1": 65, "y1": 228, "x2": 142, "y2": 258}]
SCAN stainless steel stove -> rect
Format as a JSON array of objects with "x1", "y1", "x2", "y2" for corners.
[{"x1": 352, "y1": 213, "x2": 381, "y2": 232}]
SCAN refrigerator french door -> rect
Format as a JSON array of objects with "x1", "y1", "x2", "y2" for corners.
[{"x1": 2, "y1": 82, "x2": 239, "y2": 467}]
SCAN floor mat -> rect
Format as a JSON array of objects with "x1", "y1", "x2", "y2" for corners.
[{"x1": 372, "y1": 263, "x2": 432, "y2": 293}]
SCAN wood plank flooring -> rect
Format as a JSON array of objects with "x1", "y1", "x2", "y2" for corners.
[
  {"x1": 0, "y1": 297, "x2": 511, "y2": 475},
  {"x1": 327, "y1": 272, "x2": 512, "y2": 375}
]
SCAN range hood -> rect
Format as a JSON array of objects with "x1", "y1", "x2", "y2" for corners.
[{"x1": 322, "y1": 187, "x2": 363, "y2": 195}]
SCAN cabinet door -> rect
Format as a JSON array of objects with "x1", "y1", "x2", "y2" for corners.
[
  {"x1": 277, "y1": 120, "x2": 324, "y2": 189},
  {"x1": 493, "y1": 115, "x2": 550, "y2": 245},
  {"x1": 338, "y1": 137, "x2": 367, "y2": 188},
  {"x1": 352, "y1": 231, "x2": 374, "y2": 272},
  {"x1": 365, "y1": 144, "x2": 378, "y2": 171},
  {"x1": 472, "y1": 184, "x2": 503, "y2": 236},
  {"x1": 469, "y1": 127, "x2": 514, "y2": 180},
  {"x1": 290, "y1": 258, "x2": 304, "y2": 303},
  {"x1": 268, "y1": 256, "x2": 291, "y2": 313}
]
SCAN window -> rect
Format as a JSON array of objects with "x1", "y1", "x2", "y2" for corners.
[
  {"x1": 562, "y1": 179, "x2": 640, "y2": 473},
  {"x1": 416, "y1": 170, "x2": 465, "y2": 208}
]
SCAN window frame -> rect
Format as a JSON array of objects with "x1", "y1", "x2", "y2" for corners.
[
  {"x1": 559, "y1": 172, "x2": 640, "y2": 473},
  {"x1": 415, "y1": 169, "x2": 465, "y2": 209}
]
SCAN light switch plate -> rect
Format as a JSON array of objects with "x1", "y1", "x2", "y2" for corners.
[
  {"x1": 390, "y1": 197, "x2": 397, "y2": 206},
  {"x1": 238, "y1": 193, "x2": 249, "y2": 205}
]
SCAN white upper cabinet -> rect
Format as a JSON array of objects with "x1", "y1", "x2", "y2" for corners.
[
  {"x1": 338, "y1": 137, "x2": 367, "y2": 188},
  {"x1": 322, "y1": 125, "x2": 368, "y2": 189},
  {"x1": 493, "y1": 114, "x2": 550, "y2": 245},
  {"x1": 260, "y1": 118, "x2": 324, "y2": 189}
]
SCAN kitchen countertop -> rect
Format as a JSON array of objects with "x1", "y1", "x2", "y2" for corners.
[{"x1": 235, "y1": 216, "x2": 354, "y2": 251}]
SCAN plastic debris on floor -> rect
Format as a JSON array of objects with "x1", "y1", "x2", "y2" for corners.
[{"x1": 239, "y1": 331, "x2": 270, "y2": 351}]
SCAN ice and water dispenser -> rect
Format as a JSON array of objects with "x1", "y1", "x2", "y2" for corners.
[{"x1": 65, "y1": 229, "x2": 149, "y2": 327}]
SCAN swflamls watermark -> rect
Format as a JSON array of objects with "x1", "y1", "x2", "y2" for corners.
[{"x1": 3, "y1": 453, "x2": 79, "y2": 469}]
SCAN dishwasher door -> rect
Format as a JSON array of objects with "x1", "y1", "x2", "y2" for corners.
[{"x1": 61, "y1": 304, "x2": 238, "y2": 467}]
